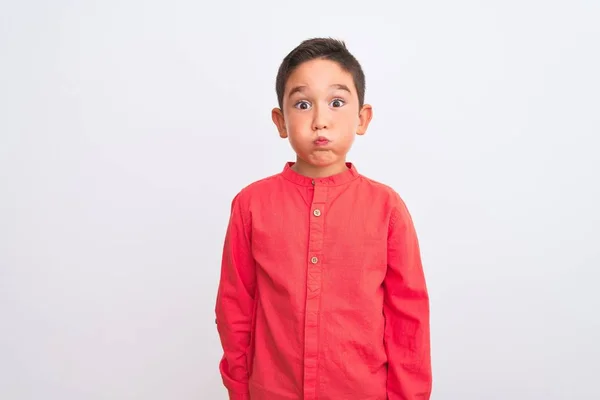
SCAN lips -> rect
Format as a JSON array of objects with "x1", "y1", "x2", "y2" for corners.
[{"x1": 314, "y1": 136, "x2": 330, "y2": 145}]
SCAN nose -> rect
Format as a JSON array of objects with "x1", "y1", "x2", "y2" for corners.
[{"x1": 312, "y1": 104, "x2": 329, "y2": 131}]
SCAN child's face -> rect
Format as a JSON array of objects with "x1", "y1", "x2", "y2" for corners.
[{"x1": 272, "y1": 59, "x2": 372, "y2": 170}]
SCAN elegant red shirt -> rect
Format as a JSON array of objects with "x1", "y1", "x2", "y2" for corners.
[{"x1": 215, "y1": 162, "x2": 431, "y2": 400}]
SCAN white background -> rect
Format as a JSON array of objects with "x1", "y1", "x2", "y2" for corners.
[{"x1": 1, "y1": 1, "x2": 599, "y2": 399}]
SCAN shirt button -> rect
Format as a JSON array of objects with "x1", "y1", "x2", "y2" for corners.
[
  {"x1": 310, "y1": 256, "x2": 318, "y2": 264},
  {"x1": 313, "y1": 209, "x2": 321, "y2": 217}
]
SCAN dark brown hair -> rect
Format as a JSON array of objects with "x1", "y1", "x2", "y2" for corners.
[{"x1": 275, "y1": 37, "x2": 366, "y2": 109}]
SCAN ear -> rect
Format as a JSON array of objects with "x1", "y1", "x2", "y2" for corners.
[
  {"x1": 356, "y1": 104, "x2": 373, "y2": 136},
  {"x1": 271, "y1": 107, "x2": 287, "y2": 138}
]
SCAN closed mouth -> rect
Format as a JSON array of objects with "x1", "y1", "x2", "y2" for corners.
[{"x1": 314, "y1": 137, "x2": 330, "y2": 145}]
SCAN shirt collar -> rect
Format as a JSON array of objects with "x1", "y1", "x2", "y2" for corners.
[{"x1": 281, "y1": 162, "x2": 359, "y2": 187}]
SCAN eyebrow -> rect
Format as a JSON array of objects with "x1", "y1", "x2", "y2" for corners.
[{"x1": 287, "y1": 84, "x2": 352, "y2": 98}]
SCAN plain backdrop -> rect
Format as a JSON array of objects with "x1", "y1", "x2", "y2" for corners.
[{"x1": 1, "y1": 1, "x2": 599, "y2": 399}]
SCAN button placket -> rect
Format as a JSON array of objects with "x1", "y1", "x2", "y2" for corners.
[{"x1": 303, "y1": 181, "x2": 328, "y2": 399}]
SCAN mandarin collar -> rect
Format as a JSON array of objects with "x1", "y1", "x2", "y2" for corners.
[{"x1": 281, "y1": 162, "x2": 359, "y2": 187}]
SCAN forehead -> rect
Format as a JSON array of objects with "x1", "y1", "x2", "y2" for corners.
[{"x1": 285, "y1": 59, "x2": 356, "y2": 94}]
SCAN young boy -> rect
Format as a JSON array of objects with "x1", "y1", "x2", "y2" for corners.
[{"x1": 215, "y1": 38, "x2": 431, "y2": 400}]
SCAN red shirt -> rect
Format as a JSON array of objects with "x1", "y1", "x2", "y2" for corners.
[{"x1": 215, "y1": 162, "x2": 431, "y2": 400}]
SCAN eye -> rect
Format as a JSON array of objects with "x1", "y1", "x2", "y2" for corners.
[
  {"x1": 330, "y1": 98, "x2": 345, "y2": 108},
  {"x1": 294, "y1": 100, "x2": 312, "y2": 110}
]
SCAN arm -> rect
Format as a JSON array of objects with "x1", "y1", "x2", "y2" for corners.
[
  {"x1": 215, "y1": 193, "x2": 256, "y2": 400},
  {"x1": 384, "y1": 198, "x2": 432, "y2": 399}
]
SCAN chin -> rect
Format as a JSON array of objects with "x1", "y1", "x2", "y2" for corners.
[{"x1": 296, "y1": 150, "x2": 344, "y2": 167}]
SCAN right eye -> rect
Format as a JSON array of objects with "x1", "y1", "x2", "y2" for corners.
[{"x1": 294, "y1": 100, "x2": 312, "y2": 110}]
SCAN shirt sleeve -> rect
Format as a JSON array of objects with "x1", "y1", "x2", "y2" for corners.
[
  {"x1": 384, "y1": 196, "x2": 432, "y2": 399},
  {"x1": 215, "y1": 193, "x2": 256, "y2": 399}
]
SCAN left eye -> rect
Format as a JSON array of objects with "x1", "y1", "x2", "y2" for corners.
[{"x1": 330, "y1": 99, "x2": 345, "y2": 108}]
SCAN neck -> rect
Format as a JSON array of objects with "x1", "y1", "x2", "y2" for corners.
[{"x1": 291, "y1": 158, "x2": 349, "y2": 178}]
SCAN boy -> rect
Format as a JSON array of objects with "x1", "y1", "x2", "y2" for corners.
[{"x1": 215, "y1": 38, "x2": 431, "y2": 400}]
